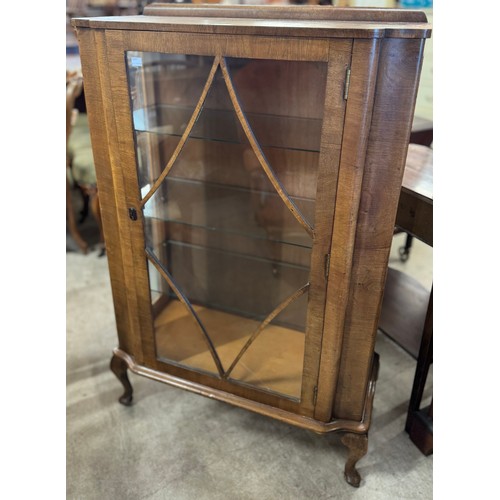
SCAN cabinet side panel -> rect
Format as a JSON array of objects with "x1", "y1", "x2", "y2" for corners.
[
  {"x1": 333, "y1": 37, "x2": 426, "y2": 421},
  {"x1": 76, "y1": 28, "x2": 142, "y2": 359},
  {"x1": 314, "y1": 38, "x2": 380, "y2": 422}
]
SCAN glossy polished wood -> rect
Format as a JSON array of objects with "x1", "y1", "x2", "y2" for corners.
[
  {"x1": 315, "y1": 36, "x2": 381, "y2": 423},
  {"x1": 396, "y1": 143, "x2": 433, "y2": 245},
  {"x1": 144, "y1": 4, "x2": 428, "y2": 23},
  {"x1": 73, "y1": 5, "x2": 430, "y2": 486},
  {"x1": 73, "y1": 5, "x2": 431, "y2": 39},
  {"x1": 332, "y1": 36, "x2": 426, "y2": 421},
  {"x1": 112, "y1": 347, "x2": 379, "y2": 435},
  {"x1": 403, "y1": 144, "x2": 433, "y2": 202}
]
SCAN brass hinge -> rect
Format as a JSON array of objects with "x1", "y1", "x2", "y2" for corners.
[
  {"x1": 344, "y1": 67, "x2": 351, "y2": 101},
  {"x1": 313, "y1": 386, "x2": 318, "y2": 405},
  {"x1": 324, "y1": 253, "x2": 331, "y2": 279}
]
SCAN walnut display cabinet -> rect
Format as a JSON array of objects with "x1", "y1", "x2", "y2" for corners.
[{"x1": 72, "y1": 4, "x2": 430, "y2": 487}]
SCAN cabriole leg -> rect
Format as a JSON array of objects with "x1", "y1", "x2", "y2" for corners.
[
  {"x1": 341, "y1": 432, "x2": 368, "y2": 487},
  {"x1": 110, "y1": 353, "x2": 133, "y2": 406}
]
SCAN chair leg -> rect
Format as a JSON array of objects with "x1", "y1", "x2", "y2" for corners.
[
  {"x1": 398, "y1": 234, "x2": 413, "y2": 262},
  {"x1": 67, "y1": 177, "x2": 89, "y2": 254},
  {"x1": 78, "y1": 188, "x2": 90, "y2": 224}
]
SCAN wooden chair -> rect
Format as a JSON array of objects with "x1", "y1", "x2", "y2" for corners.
[
  {"x1": 66, "y1": 0, "x2": 88, "y2": 19},
  {"x1": 66, "y1": 71, "x2": 105, "y2": 255}
]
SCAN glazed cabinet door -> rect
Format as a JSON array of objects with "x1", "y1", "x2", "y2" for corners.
[{"x1": 97, "y1": 30, "x2": 352, "y2": 417}]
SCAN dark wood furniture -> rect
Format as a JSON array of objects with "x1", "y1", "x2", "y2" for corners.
[
  {"x1": 396, "y1": 118, "x2": 433, "y2": 261},
  {"x1": 397, "y1": 143, "x2": 433, "y2": 248},
  {"x1": 380, "y1": 143, "x2": 433, "y2": 455},
  {"x1": 72, "y1": 4, "x2": 430, "y2": 486},
  {"x1": 411, "y1": 116, "x2": 433, "y2": 148}
]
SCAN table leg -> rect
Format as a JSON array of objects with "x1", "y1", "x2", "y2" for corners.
[{"x1": 405, "y1": 287, "x2": 433, "y2": 455}]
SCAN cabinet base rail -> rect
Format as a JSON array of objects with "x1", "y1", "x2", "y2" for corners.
[{"x1": 110, "y1": 347, "x2": 379, "y2": 487}]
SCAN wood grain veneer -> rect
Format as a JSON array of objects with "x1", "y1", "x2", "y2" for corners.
[{"x1": 73, "y1": 5, "x2": 430, "y2": 486}]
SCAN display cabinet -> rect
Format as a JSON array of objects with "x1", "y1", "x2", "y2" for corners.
[{"x1": 73, "y1": 4, "x2": 430, "y2": 486}]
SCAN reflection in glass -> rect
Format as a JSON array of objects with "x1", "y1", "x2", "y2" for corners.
[{"x1": 126, "y1": 52, "x2": 327, "y2": 399}]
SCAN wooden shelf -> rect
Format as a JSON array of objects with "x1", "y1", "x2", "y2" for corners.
[
  {"x1": 144, "y1": 176, "x2": 316, "y2": 249},
  {"x1": 133, "y1": 104, "x2": 324, "y2": 153},
  {"x1": 154, "y1": 299, "x2": 305, "y2": 399}
]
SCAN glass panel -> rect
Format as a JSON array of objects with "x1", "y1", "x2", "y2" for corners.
[
  {"x1": 143, "y1": 166, "x2": 314, "y2": 248},
  {"x1": 227, "y1": 57, "x2": 326, "y2": 230},
  {"x1": 226, "y1": 292, "x2": 309, "y2": 398},
  {"x1": 126, "y1": 52, "x2": 328, "y2": 400},
  {"x1": 128, "y1": 52, "x2": 215, "y2": 190}
]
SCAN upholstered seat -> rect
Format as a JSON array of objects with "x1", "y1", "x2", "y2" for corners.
[
  {"x1": 68, "y1": 113, "x2": 97, "y2": 188},
  {"x1": 66, "y1": 71, "x2": 104, "y2": 254}
]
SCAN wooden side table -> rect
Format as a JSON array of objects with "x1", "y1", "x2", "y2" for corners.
[
  {"x1": 396, "y1": 117, "x2": 433, "y2": 261},
  {"x1": 411, "y1": 116, "x2": 433, "y2": 148},
  {"x1": 379, "y1": 143, "x2": 433, "y2": 455}
]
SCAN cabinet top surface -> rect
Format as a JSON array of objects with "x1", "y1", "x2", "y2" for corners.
[{"x1": 71, "y1": 5, "x2": 431, "y2": 39}]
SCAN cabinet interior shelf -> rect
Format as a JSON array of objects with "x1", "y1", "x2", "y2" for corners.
[
  {"x1": 148, "y1": 237, "x2": 310, "y2": 332},
  {"x1": 151, "y1": 239, "x2": 310, "y2": 271},
  {"x1": 133, "y1": 104, "x2": 324, "y2": 153},
  {"x1": 154, "y1": 299, "x2": 305, "y2": 399},
  {"x1": 147, "y1": 218, "x2": 312, "y2": 249},
  {"x1": 143, "y1": 176, "x2": 316, "y2": 249}
]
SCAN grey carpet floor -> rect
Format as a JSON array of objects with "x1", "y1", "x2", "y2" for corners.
[{"x1": 66, "y1": 233, "x2": 432, "y2": 499}]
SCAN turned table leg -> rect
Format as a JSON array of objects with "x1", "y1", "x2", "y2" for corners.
[
  {"x1": 341, "y1": 432, "x2": 368, "y2": 487},
  {"x1": 110, "y1": 353, "x2": 133, "y2": 406}
]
